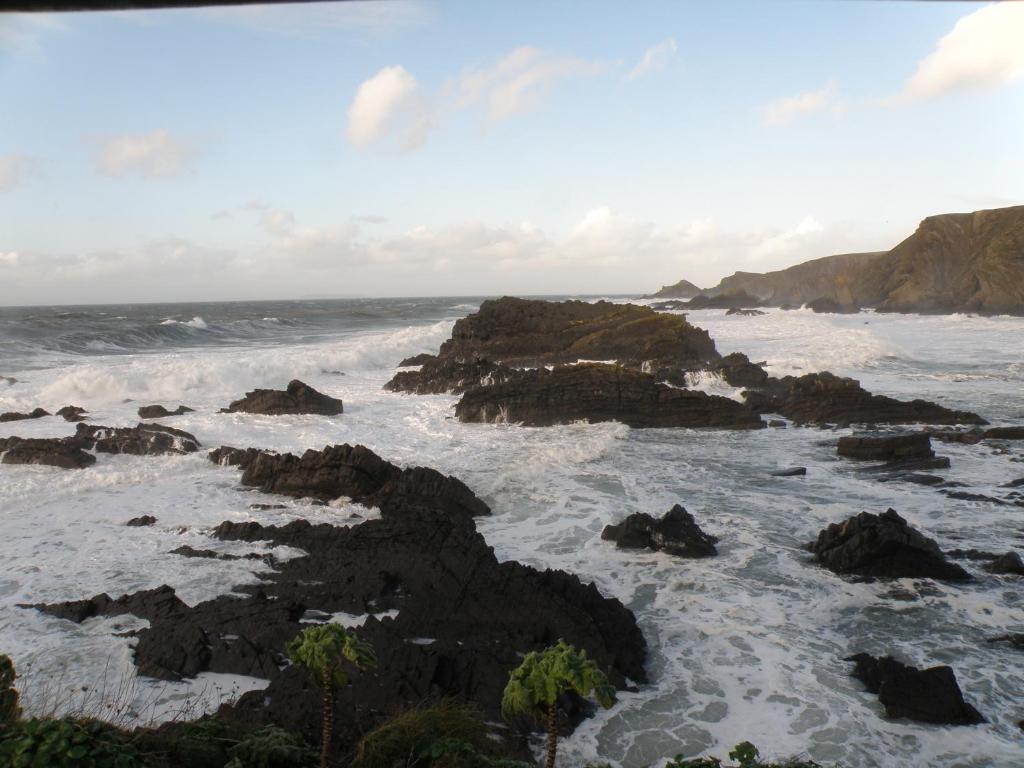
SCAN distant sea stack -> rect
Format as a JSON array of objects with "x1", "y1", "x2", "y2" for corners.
[
  {"x1": 650, "y1": 278, "x2": 702, "y2": 299},
  {"x1": 653, "y1": 205, "x2": 1024, "y2": 315}
]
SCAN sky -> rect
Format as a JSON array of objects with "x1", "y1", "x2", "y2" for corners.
[{"x1": 1, "y1": 0, "x2": 1023, "y2": 305}]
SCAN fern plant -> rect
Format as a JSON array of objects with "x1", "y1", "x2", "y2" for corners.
[
  {"x1": 500, "y1": 640, "x2": 615, "y2": 768},
  {"x1": 286, "y1": 623, "x2": 376, "y2": 768}
]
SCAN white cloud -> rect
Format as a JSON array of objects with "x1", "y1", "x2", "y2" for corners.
[
  {"x1": 763, "y1": 79, "x2": 842, "y2": 126},
  {"x1": 627, "y1": 38, "x2": 678, "y2": 80},
  {"x1": 451, "y1": 46, "x2": 607, "y2": 121},
  {"x1": 0, "y1": 13, "x2": 63, "y2": 56},
  {"x1": 891, "y1": 2, "x2": 1024, "y2": 104},
  {"x1": 347, "y1": 66, "x2": 431, "y2": 151},
  {"x1": 749, "y1": 215, "x2": 825, "y2": 260},
  {"x1": 0, "y1": 154, "x2": 36, "y2": 192},
  {"x1": 95, "y1": 130, "x2": 200, "y2": 179}
]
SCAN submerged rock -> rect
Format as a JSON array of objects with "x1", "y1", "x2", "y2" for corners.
[
  {"x1": 808, "y1": 297, "x2": 860, "y2": 314},
  {"x1": 687, "y1": 292, "x2": 762, "y2": 309},
  {"x1": 986, "y1": 551, "x2": 1024, "y2": 576},
  {"x1": 454, "y1": 364, "x2": 765, "y2": 429},
  {"x1": 984, "y1": 426, "x2": 1024, "y2": 440},
  {"x1": 0, "y1": 408, "x2": 49, "y2": 423},
  {"x1": 837, "y1": 433, "x2": 935, "y2": 462},
  {"x1": 126, "y1": 515, "x2": 157, "y2": 527},
  {"x1": 770, "y1": 467, "x2": 807, "y2": 477},
  {"x1": 744, "y1": 372, "x2": 985, "y2": 426},
  {"x1": 138, "y1": 404, "x2": 194, "y2": 419},
  {"x1": 725, "y1": 308, "x2": 766, "y2": 317},
  {"x1": 807, "y1": 508, "x2": 971, "y2": 581},
  {"x1": 601, "y1": 505, "x2": 718, "y2": 557},
  {"x1": 847, "y1": 653, "x2": 985, "y2": 725},
  {"x1": 222, "y1": 380, "x2": 343, "y2": 416}
]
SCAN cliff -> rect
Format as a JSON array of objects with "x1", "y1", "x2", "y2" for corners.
[{"x1": 650, "y1": 278, "x2": 702, "y2": 298}]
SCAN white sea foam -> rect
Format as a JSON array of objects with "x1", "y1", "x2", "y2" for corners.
[{"x1": 2, "y1": 308, "x2": 1023, "y2": 765}]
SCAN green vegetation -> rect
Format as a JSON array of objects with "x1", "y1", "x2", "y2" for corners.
[
  {"x1": 225, "y1": 726, "x2": 318, "y2": 768},
  {"x1": 666, "y1": 741, "x2": 823, "y2": 768},
  {"x1": 0, "y1": 716, "x2": 144, "y2": 768},
  {"x1": 286, "y1": 624, "x2": 376, "y2": 768},
  {"x1": 501, "y1": 640, "x2": 616, "y2": 768},
  {"x1": 1, "y1": 654, "x2": 21, "y2": 726}
]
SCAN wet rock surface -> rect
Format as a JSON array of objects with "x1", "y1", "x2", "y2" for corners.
[
  {"x1": 807, "y1": 508, "x2": 971, "y2": 581},
  {"x1": 0, "y1": 407, "x2": 49, "y2": 423},
  {"x1": 837, "y1": 433, "x2": 935, "y2": 462},
  {"x1": 0, "y1": 422, "x2": 200, "y2": 469},
  {"x1": 56, "y1": 405, "x2": 88, "y2": 422},
  {"x1": 808, "y1": 297, "x2": 860, "y2": 314},
  {"x1": 30, "y1": 446, "x2": 647, "y2": 757},
  {"x1": 222, "y1": 379, "x2": 343, "y2": 416},
  {"x1": 386, "y1": 357, "x2": 517, "y2": 396},
  {"x1": 138, "y1": 404, "x2": 194, "y2": 419},
  {"x1": 0, "y1": 436, "x2": 97, "y2": 469},
  {"x1": 602, "y1": 505, "x2": 718, "y2": 557},
  {"x1": 986, "y1": 551, "x2": 1024, "y2": 575},
  {"x1": 454, "y1": 363, "x2": 765, "y2": 429},
  {"x1": 744, "y1": 372, "x2": 986, "y2": 426},
  {"x1": 847, "y1": 653, "x2": 985, "y2": 725},
  {"x1": 711, "y1": 352, "x2": 769, "y2": 389},
  {"x1": 126, "y1": 515, "x2": 157, "y2": 527}
]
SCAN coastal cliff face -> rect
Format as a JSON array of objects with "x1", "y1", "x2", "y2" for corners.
[{"x1": 662, "y1": 205, "x2": 1024, "y2": 314}]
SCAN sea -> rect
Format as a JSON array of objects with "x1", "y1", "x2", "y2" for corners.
[{"x1": 0, "y1": 297, "x2": 1022, "y2": 768}]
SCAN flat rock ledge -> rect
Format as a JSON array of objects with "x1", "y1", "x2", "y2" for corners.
[
  {"x1": 847, "y1": 653, "x2": 985, "y2": 725},
  {"x1": 222, "y1": 379, "x2": 343, "y2": 416},
  {"x1": 453, "y1": 363, "x2": 765, "y2": 429},
  {"x1": 28, "y1": 445, "x2": 647, "y2": 759},
  {"x1": 602, "y1": 505, "x2": 718, "y2": 558},
  {"x1": 807, "y1": 508, "x2": 971, "y2": 581}
]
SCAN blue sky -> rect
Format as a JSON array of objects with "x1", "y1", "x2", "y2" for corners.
[{"x1": 1, "y1": 0, "x2": 1022, "y2": 304}]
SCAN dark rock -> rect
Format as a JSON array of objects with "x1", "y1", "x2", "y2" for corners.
[
  {"x1": 0, "y1": 436, "x2": 96, "y2": 469},
  {"x1": 222, "y1": 380, "x2": 343, "y2": 416},
  {"x1": 649, "y1": 300, "x2": 689, "y2": 311},
  {"x1": 56, "y1": 405, "x2": 88, "y2": 422},
  {"x1": 138, "y1": 404, "x2": 194, "y2": 419},
  {"x1": 861, "y1": 456, "x2": 951, "y2": 474},
  {"x1": 712, "y1": 352, "x2": 768, "y2": 389},
  {"x1": 601, "y1": 505, "x2": 718, "y2": 558},
  {"x1": 249, "y1": 503, "x2": 287, "y2": 511},
  {"x1": 837, "y1": 433, "x2": 934, "y2": 462},
  {"x1": 687, "y1": 292, "x2": 762, "y2": 310},
  {"x1": 29, "y1": 454, "x2": 647, "y2": 757},
  {"x1": 808, "y1": 297, "x2": 860, "y2": 314},
  {"x1": 846, "y1": 653, "x2": 985, "y2": 725},
  {"x1": 744, "y1": 372, "x2": 986, "y2": 426},
  {"x1": 1004, "y1": 478, "x2": 1024, "y2": 488},
  {"x1": 0, "y1": 407, "x2": 49, "y2": 423},
  {"x1": 454, "y1": 364, "x2": 765, "y2": 430},
  {"x1": 169, "y1": 545, "x2": 269, "y2": 563},
  {"x1": 768, "y1": 419, "x2": 787, "y2": 428},
  {"x1": 947, "y1": 549, "x2": 999, "y2": 562},
  {"x1": 807, "y1": 508, "x2": 971, "y2": 581},
  {"x1": 75, "y1": 422, "x2": 200, "y2": 455},
  {"x1": 986, "y1": 551, "x2": 1024, "y2": 575},
  {"x1": 725, "y1": 308, "x2": 766, "y2": 316},
  {"x1": 943, "y1": 490, "x2": 1005, "y2": 505},
  {"x1": 930, "y1": 429, "x2": 985, "y2": 445},
  {"x1": 213, "y1": 443, "x2": 491, "y2": 519},
  {"x1": 386, "y1": 358, "x2": 515, "y2": 396},
  {"x1": 0, "y1": 377, "x2": 16, "y2": 385},
  {"x1": 984, "y1": 426, "x2": 1024, "y2": 440},
  {"x1": 397, "y1": 353, "x2": 437, "y2": 367},
  {"x1": 208, "y1": 446, "x2": 263, "y2": 468},
  {"x1": 876, "y1": 473, "x2": 944, "y2": 486},
  {"x1": 986, "y1": 634, "x2": 1024, "y2": 649},
  {"x1": 771, "y1": 467, "x2": 807, "y2": 477},
  {"x1": 436, "y1": 297, "x2": 719, "y2": 377},
  {"x1": 126, "y1": 515, "x2": 157, "y2": 527},
  {"x1": 649, "y1": 278, "x2": 702, "y2": 299}
]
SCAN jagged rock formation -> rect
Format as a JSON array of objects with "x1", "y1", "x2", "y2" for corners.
[
  {"x1": 386, "y1": 357, "x2": 516, "y2": 396},
  {"x1": 29, "y1": 445, "x2": 647, "y2": 758},
  {"x1": 0, "y1": 437, "x2": 96, "y2": 469},
  {"x1": 56, "y1": 405, "x2": 88, "y2": 422},
  {"x1": 601, "y1": 505, "x2": 718, "y2": 557},
  {"x1": 0, "y1": 408, "x2": 49, "y2": 423},
  {"x1": 807, "y1": 508, "x2": 971, "y2": 581},
  {"x1": 654, "y1": 205, "x2": 1024, "y2": 314},
  {"x1": 744, "y1": 372, "x2": 985, "y2": 425},
  {"x1": 222, "y1": 380, "x2": 343, "y2": 416},
  {"x1": 847, "y1": 654, "x2": 985, "y2": 725},
  {"x1": 453, "y1": 364, "x2": 765, "y2": 429},
  {"x1": 649, "y1": 278, "x2": 702, "y2": 299}
]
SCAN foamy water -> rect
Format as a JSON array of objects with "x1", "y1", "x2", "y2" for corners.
[{"x1": 1, "y1": 300, "x2": 1022, "y2": 766}]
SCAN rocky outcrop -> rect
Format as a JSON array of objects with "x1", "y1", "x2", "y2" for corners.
[
  {"x1": 986, "y1": 551, "x2": 1024, "y2": 576},
  {"x1": 138, "y1": 404, "x2": 194, "y2": 419},
  {"x1": 837, "y1": 433, "x2": 935, "y2": 462},
  {"x1": 208, "y1": 446, "x2": 262, "y2": 467},
  {"x1": 649, "y1": 278, "x2": 702, "y2": 299},
  {"x1": 454, "y1": 364, "x2": 765, "y2": 429},
  {"x1": 30, "y1": 451, "x2": 647, "y2": 758},
  {"x1": 75, "y1": 423, "x2": 200, "y2": 455},
  {"x1": 601, "y1": 505, "x2": 718, "y2": 557},
  {"x1": 0, "y1": 408, "x2": 49, "y2": 423},
  {"x1": 434, "y1": 297, "x2": 719, "y2": 379},
  {"x1": 210, "y1": 442, "x2": 491, "y2": 519},
  {"x1": 56, "y1": 406, "x2": 88, "y2": 422},
  {"x1": 847, "y1": 654, "x2": 985, "y2": 725},
  {"x1": 807, "y1": 508, "x2": 971, "y2": 581},
  {"x1": 0, "y1": 436, "x2": 96, "y2": 469},
  {"x1": 686, "y1": 292, "x2": 762, "y2": 310},
  {"x1": 126, "y1": 515, "x2": 157, "y2": 527},
  {"x1": 656, "y1": 205, "x2": 1024, "y2": 315},
  {"x1": 711, "y1": 352, "x2": 769, "y2": 388},
  {"x1": 222, "y1": 380, "x2": 343, "y2": 416},
  {"x1": 744, "y1": 372, "x2": 986, "y2": 425},
  {"x1": 984, "y1": 426, "x2": 1024, "y2": 440},
  {"x1": 725, "y1": 308, "x2": 765, "y2": 316}
]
